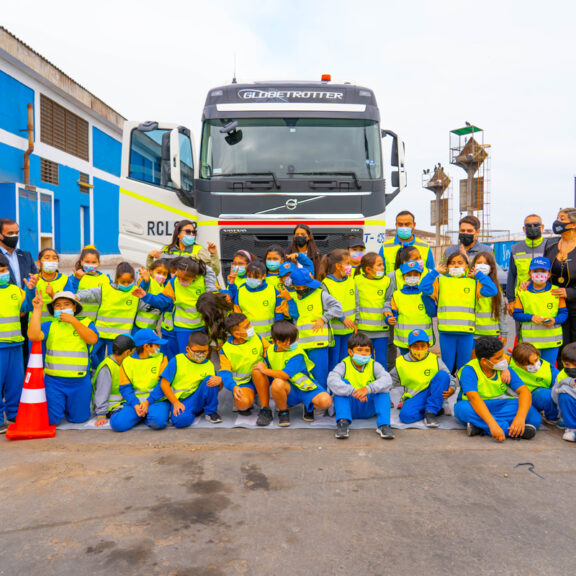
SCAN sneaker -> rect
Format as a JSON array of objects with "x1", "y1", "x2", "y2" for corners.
[
  {"x1": 278, "y1": 410, "x2": 291, "y2": 427},
  {"x1": 302, "y1": 406, "x2": 315, "y2": 422},
  {"x1": 562, "y1": 428, "x2": 576, "y2": 442},
  {"x1": 0, "y1": 422, "x2": 8, "y2": 435},
  {"x1": 466, "y1": 422, "x2": 483, "y2": 437},
  {"x1": 376, "y1": 424, "x2": 395, "y2": 439},
  {"x1": 256, "y1": 407, "x2": 273, "y2": 427},
  {"x1": 556, "y1": 420, "x2": 566, "y2": 429},
  {"x1": 521, "y1": 424, "x2": 537, "y2": 440},
  {"x1": 205, "y1": 412, "x2": 222, "y2": 424},
  {"x1": 238, "y1": 407, "x2": 253, "y2": 416},
  {"x1": 424, "y1": 411, "x2": 440, "y2": 428},
  {"x1": 335, "y1": 419, "x2": 350, "y2": 439}
]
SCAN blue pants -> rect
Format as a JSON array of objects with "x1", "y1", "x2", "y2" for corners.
[
  {"x1": 334, "y1": 392, "x2": 390, "y2": 427},
  {"x1": 399, "y1": 371, "x2": 450, "y2": 423},
  {"x1": 328, "y1": 333, "x2": 352, "y2": 371},
  {"x1": 0, "y1": 345, "x2": 25, "y2": 422},
  {"x1": 91, "y1": 338, "x2": 114, "y2": 368},
  {"x1": 286, "y1": 386, "x2": 324, "y2": 412},
  {"x1": 109, "y1": 400, "x2": 171, "y2": 432},
  {"x1": 531, "y1": 387, "x2": 559, "y2": 421},
  {"x1": 557, "y1": 393, "x2": 576, "y2": 428},
  {"x1": 44, "y1": 373, "x2": 92, "y2": 425},
  {"x1": 538, "y1": 347, "x2": 559, "y2": 368},
  {"x1": 161, "y1": 329, "x2": 179, "y2": 361},
  {"x1": 170, "y1": 381, "x2": 220, "y2": 429},
  {"x1": 454, "y1": 398, "x2": 542, "y2": 437},
  {"x1": 307, "y1": 347, "x2": 329, "y2": 390},
  {"x1": 371, "y1": 336, "x2": 388, "y2": 370},
  {"x1": 439, "y1": 332, "x2": 474, "y2": 373}
]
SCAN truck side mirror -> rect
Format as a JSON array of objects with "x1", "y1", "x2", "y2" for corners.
[{"x1": 381, "y1": 129, "x2": 407, "y2": 204}]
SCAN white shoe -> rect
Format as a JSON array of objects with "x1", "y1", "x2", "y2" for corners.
[{"x1": 562, "y1": 429, "x2": 576, "y2": 442}]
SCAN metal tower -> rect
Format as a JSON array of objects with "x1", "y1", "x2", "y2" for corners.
[{"x1": 423, "y1": 164, "x2": 451, "y2": 247}]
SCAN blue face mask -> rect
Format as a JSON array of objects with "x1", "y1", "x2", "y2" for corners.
[
  {"x1": 118, "y1": 283, "x2": 134, "y2": 292},
  {"x1": 375, "y1": 270, "x2": 385, "y2": 278},
  {"x1": 246, "y1": 277, "x2": 263, "y2": 289},
  {"x1": 289, "y1": 342, "x2": 298, "y2": 351},
  {"x1": 0, "y1": 272, "x2": 10, "y2": 285},
  {"x1": 352, "y1": 353, "x2": 371, "y2": 366},
  {"x1": 233, "y1": 265, "x2": 246, "y2": 276},
  {"x1": 55, "y1": 308, "x2": 74, "y2": 319},
  {"x1": 266, "y1": 260, "x2": 281, "y2": 271},
  {"x1": 397, "y1": 227, "x2": 412, "y2": 240},
  {"x1": 182, "y1": 235, "x2": 196, "y2": 247}
]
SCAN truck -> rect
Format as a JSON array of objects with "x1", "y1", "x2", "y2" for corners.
[{"x1": 118, "y1": 76, "x2": 407, "y2": 274}]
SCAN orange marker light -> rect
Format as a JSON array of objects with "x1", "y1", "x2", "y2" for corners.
[{"x1": 321, "y1": 74, "x2": 331, "y2": 82}]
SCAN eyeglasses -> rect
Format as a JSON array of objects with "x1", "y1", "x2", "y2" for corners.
[{"x1": 182, "y1": 229, "x2": 196, "y2": 235}]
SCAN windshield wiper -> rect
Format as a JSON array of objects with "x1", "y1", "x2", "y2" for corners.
[
  {"x1": 290, "y1": 171, "x2": 361, "y2": 190},
  {"x1": 216, "y1": 172, "x2": 280, "y2": 189}
]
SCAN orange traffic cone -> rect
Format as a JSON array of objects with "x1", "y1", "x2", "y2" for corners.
[{"x1": 6, "y1": 341, "x2": 56, "y2": 440}]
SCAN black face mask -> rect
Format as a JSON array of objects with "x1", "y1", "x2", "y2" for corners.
[
  {"x1": 458, "y1": 233, "x2": 475, "y2": 247},
  {"x1": 525, "y1": 224, "x2": 542, "y2": 240},
  {"x1": 1, "y1": 235, "x2": 18, "y2": 249},
  {"x1": 553, "y1": 220, "x2": 571, "y2": 235},
  {"x1": 295, "y1": 287, "x2": 312, "y2": 299},
  {"x1": 564, "y1": 367, "x2": 576, "y2": 379},
  {"x1": 294, "y1": 236, "x2": 308, "y2": 248}
]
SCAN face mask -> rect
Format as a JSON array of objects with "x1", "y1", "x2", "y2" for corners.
[
  {"x1": 531, "y1": 272, "x2": 549, "y2": 284},
  {"x1": 404, "y1": 276, "x2": 420, "y2": 286},
  {"x1": 564, "y1": 367, "x2": 576, "y2": 379},
  {"x1": 232, "y1": 264, "x2": 246, "y2": 276},
  {"x1": 488, "y1": 359, "x2": 508, "y2": 371},
  {"x1": 83, "y1": 263, "x2": 98, "y2": 273},
  {"x1": 246, "y1": 277, "x2": 263, "y2": 289},
  {"x1": 343, "y1": 265, "x2": 353, "y2": 277},
  {"x1": 190, "y1": 351, "x2": 209, "y2": 363},
  {"x1": 525, "y1": 224, "x2": 542, "y2": 240},
  {"x1": 410, "y1": 349, "x2": 428, "y2": 361},
  {"x1": 42, "y1": 261, "x2": 58, "y2": 273},
  {"x1": 448, "y1": 267, "x2": 466, "y2": 278},
  {"x1": 1, "y1": 235, "x2": 18, "y2": 249},
  {"x1": 553, "y1": 219, "x2": 571, "y2": 235},
  {"x1": 0, "y1": 272, "x2": 10, "y2": 285},
  {"x1": 294, "y1": 236, "x2": 308, "y2": 248},
  {"x1": 352, "y1": 354, "x2": 371, "y2": 366},
  {"x1": 397, "y1": 227, "x2": 412, "y2": 240},
  {"x1": 266, "y1": 260, "x2": 281, "y2": 271},
  {"x1": 350, "y1": 251, "x2": 364, "y2": 260},
  {"x1": 296, "y1": 287, "x2": 312, "y2": 299},
  {"x1": 459, "y1": 233, "x2": 475, "y2": 247},
  {"x1": 55, "y1": 308, "x2": 74, "y2": 319},
  {"x1": 242, "y1": 327, "x2": 255, "y2": 339},
  {"x1": 182, "y1": 235, "x2": 196, "y2": 247},
  {"x1": 475, "y1": 263, "x2": 491, "y2": 275},
  {"x1": 375, "y1": 270, "x2": 385, "y2": 278},
  {"x1": 289, "y1": 342, "x2": 298, "y2": 352},
  {"x1": 149, "y1": 349, "x2": 162, "y2": 358},
  {"x1": 283, "y1": 276, "x2": 293, "y2": 287},
  {"x1": 525, "y1": 360, "x2": 542, "y2": 373},
  {"x1": 154, "y1": 274, "x2": 167, "y2": 285},
  {"x1": 118, "y1": 283, "x2": 134, "y2": 292},
  {"x1": 179, "y1": 279, "x2": 191, "y2": 287}
]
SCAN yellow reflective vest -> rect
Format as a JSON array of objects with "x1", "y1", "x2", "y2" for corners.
[
  {"x1": 518, "y1": 288, "x2": 562, "y2": 349},
  {"x1": 322, "y1": 276, "x2": 356, "y2": 336},
  {"x1": 437, "y1": 276, "x2": 476, "y2": 334},
  {"x1": 0, "y1": 284, "x2": 24, "y2": 344},
  {"x1": 395, "y1": 352, "x2": 440, "y2": 399},
  {"x1": 45, "y1": 317, "x2": 92, "y2": 378},
  {"x1": 354, "y1": 274, "x2": 390, "y2": 332},
  {"x1": 266, "y1": 344, "x2": 317, "y2": 391}
]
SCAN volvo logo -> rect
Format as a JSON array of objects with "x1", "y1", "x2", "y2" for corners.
[{"x1": 286, "y1": 199, "x2": 298, "y2": 211}]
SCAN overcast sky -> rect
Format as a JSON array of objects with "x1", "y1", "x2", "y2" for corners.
[{"x1": 3, "y1": 0, "x2": 575, "y2": 235}]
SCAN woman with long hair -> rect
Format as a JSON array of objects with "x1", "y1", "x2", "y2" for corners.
[{"x1": 288, "y1": 224, "x2": 321, "y2": 278}]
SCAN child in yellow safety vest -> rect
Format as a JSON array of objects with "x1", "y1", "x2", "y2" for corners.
[
  {"x1": 219, "y1": 313, "x2": 274, "y2": 426},
  {"x1": 551, "y1": 343, "x2": 576, "y2": 442},
  {"x1": 133, "y1": 258, "x2": 170, "y2": 334},
  {"x1": 420, "y1": 251, "x2": 498, "y2": 373},
  {"x1": 389, "y1": 330, "x2": 456, "y2": 428},
  {"x1": 28, "y1": 290, "x2": 99, "y2": 426},
  {"x1": 513, "y1": 256, "x2": 567, "y2": 367},
  {"x1": 92, "y1": 334, "x2": 136, "y2": 427},
  {"x1": 264, "y1": 245, "x2": 286, "y2": 291},
  {"x1": 150, "y1": 331, "x2": 223, "y2": 428},
  {"x1": 109, "y1": 329, "x2": 170, "y2": 432},
  {"x1": 253, "y1": 320, "x2": 332, "y2": 427}
]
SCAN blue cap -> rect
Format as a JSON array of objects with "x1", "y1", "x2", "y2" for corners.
[
  {"x1": 400, "y1": 261, "x2": 423, "y2": 275},
  {"x1": 408, "y1": 329, "x2": 430, "y2": 346},
  {"x1": 133, "y1": 328, "x2": 167, "y2": 347},
  {"x1": 290, "y1": 268, "x2": 321, "y2": 289},
  {"x1": 279, "y1": 261, "x2": 297, "y2": 277},
  {"x1": 529, "y1": 256, "x2": 551, "y2": 271}
]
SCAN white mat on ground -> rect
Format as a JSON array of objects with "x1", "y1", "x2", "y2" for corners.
[{"x1": 56, "y1": 388, "x2": 465, "y2": 431}]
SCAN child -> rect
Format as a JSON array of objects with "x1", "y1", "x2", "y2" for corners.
[
  {"x1": 227, "y1": 250, "x2": 255, "y2": 290},
  {"x1": 33, "y1": 248, "x2": 73, "y2": 322},
  {"x1": 92, "y1": 334, "x2": 136, "y2": 427},
  {"x1": 420, "y1": 252, "x2": 498, "y2": 373},
  {"x1": 28, "y1": 290, "x2": 99, "y2": 426},
  {"x1": 390, "y1": 330, "x2": 456, "y2": 427},
  {"x1": 354, "y1": 252, "x2": 391, "y2": 367},
  {"x1": 158, "y1": 257, "x2": 181, "y2": 360},
  {"x1": 387, "y1": 261, "x2": 435, "y2": 356},
  {"x1": 510, "y1": 342, "x2": 559, "y2": 423},
  {"x1": 321, "y1": 249, "x2": 357, "y2": 370},
  {"x1": 76, "y1": 262, "x2": 143, "y2": 366},
  {"x1": 234, "y1": 261, "x2": 285, "y2": 339},
  {"x1": 254, "y1": 320, "x2": 332, "y2": 426},
  {"x1": 454, "y1": 336, "x2": 542, "y2": 441},
  {"x1": 133, "y1": 259, "x2": 170, "y2": 333},
  {"x1": 472, "y1": 252, "x2": 508, "y2": 346},
  {"x1": 109, "y1": 329, "x2": 171, "y2": 432},
  {"x1": 150, "y1": 331, "x2": 223, "y2": 428},
  {"x1": 285, "y1": 268, "x2": 343, "y2": 389},
  {"x1": 328, "y1": 332, "x2": 394, "y2": 440},
  {"x1": 552, "y1": 343, "x2": 576, "y2": 442},
  {"x1": 348, "y1": 237, "x2": 366, "y2": 271},
  {"x1": 513, "y1": 256, "x2": 567, "y2": 367},
  {"x1": 219, "y1": 313, "x2": 273, "y2": 426},
  {"x1": 70, "y1": 246, "x2": 110, "y2": 321},
  {"x1": 264, "y1": 245, "x2": 287, "y2": 291}
]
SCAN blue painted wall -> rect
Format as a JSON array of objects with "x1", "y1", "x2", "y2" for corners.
[
  {"x1": 0, "y1": 70, "x2": 34, "y2": 137},
  {"x1": 93, "y1": 127, "x2": 121, "y2": 177},
  {"x1": 93, "y1": 177, "x2": 119, "y2": 254}
]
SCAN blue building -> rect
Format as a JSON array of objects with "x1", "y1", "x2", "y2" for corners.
[{"x1": 0, "y1": 26, "x2": 124, "y2": 257}]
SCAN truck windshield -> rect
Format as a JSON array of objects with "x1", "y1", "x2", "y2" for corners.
[{"x1": 200, "y1": 118, "x2": 382, "y2": 181}]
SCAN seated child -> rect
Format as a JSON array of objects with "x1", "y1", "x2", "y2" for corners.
[
  {"x1": 454, "y1": 336, "x2": 542, "y2": 441},
  {"x1": 254, "y1": 320, "x2": 332, "y2": 427},
  {"x1": 552, "y1": 343, "x2": 576, "y2": 442},
  {"x1": 390, "y1": 330, "x2": 456, "y2": 427},
  {"x1": 327, "y1": 332, "x2": 394, "y2": 440}
]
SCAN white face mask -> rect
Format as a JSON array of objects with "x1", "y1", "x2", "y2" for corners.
[
  {"x1": 448, "y1": 267, "x2": 466, "y2": 278},
  {"x1": 525, "y1": 360, "x2": 542, "y2": 373},
  {"x1": 489, "y1": 359, "x2": 508, "y2": 371},
  {"x1": 42, "y1": 261, "x2": 58, "y2": 273},
  {"x1": 244, "y1": 327, "x2": 255, "y2": 339},
  {"x1": 404, "y1": 276, "x2": 420, "y2": 286},
  {"x1": 475, "y1": 263, "x2": 491, "y2": 275}
]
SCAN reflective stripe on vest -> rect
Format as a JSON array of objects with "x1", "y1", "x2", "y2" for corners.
[
  {"x1": 92, "y1": 355, "x2": 124, "y2": 411},
  {"x1": 437, "y1": 276, "x2": 476, "y2": 333},
  {"x1": 518, "y1": 289, "x2": 562, "y2": 348},
  {"x1": 458, "y1": 359, "x2": 514, "y2": 401},
  {"x1": 33, "y1": 274, "x2": 69, "y2": 322},
  {"x1": 513, "y1": 239, "x2": 545, "y2": 289},
  {"x1": 392, "y1": 290, "x2": 433, "y2": 347},
  {"x1": 95, "y1": 284, "x2": 139, "y2": 339},
  {"x1": 395, "y1": 353, "x2": 439, "y2": 399},
  {"x1": 77, "y1": 273, "x2": 110, "y2": 319},
  {"x1": 322, "y1": 277, "x2": 356, "y2": 335},
  {"x1": 382, "y1": 239, "x2": 430, "y2": 275},
  {"x1": 45, "y1": 318, "x2": 92, "y2": 377},
  {"x1": 355, "y1": 273, "x2": 390, "y2": 332},
  {"x1": 173, "y1": 276, "x2": 206, "y2": 328},
  {"x1": 162, "y1": 244, "x2": 203, "y2": 257},
  {"x1": 237, "y1": 283, "x2": 277, "y2": 338},
  {"x1": 0, "y1": 284, "x2": 24, "y2": 343},
  {"x1": 475, "y1": 296, "x2": 500, "y2": 336},
  {"x1": 171, "y1": 353, "x2": 215, "y2": 399},
  {"x1": 135, "y1": 277, "x2": 164, "y2": 329},
  {"x1": 295, "y1": 290, "x2": 330, "y2": 349},
  {"x1": 509, "y1": 358, "x2": 552, "y2": 392},
  {"x1": 342, "y1": 356, "x2": 375, "y2": 390},
  {"x1": 266, "y1": 345, "x2": 317, "y2": 391},
  {"x1": 221, "y1": 334, "x2": 264, "y2": 385},
  {"x1": 122, "y1": 354, "x2": 164, "y2": 400}
]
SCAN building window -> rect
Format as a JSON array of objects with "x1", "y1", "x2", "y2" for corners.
[
  {"x1": 79, "y1": 172, "x2": 90, "y2": 194},
  {"x1": 40, "y1": 158, "x2": 59, "y2": 185},
  {"x1": 40, "y1": 94, "x2": 89, "y2": 161}
]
